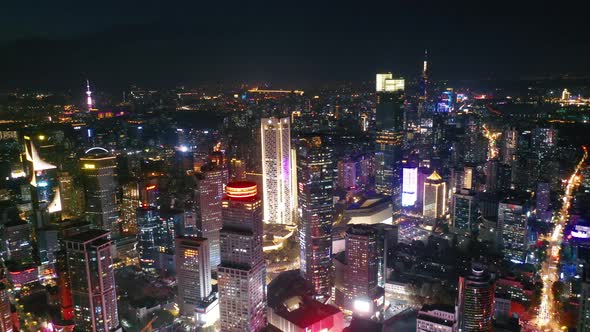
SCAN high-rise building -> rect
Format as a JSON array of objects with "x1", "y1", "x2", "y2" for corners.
[
  {"x1": 58, "y1": 171, "x2": 84, "y2": 220},
  {"x1": 0, "y1": 281, "x2": 12, "y2": 332},
  {"x1": 457, "y1": 265, "x2": 495, "y2": 332},
  {"x1": 416, "y1": 304, "x2": 456, "y2": 332},
  {"x1": 498, "y1": 199, "x2": 529, "y2": 264},
  {"x1": 452, "y1": 190, "x2": 477, "y2": 233},
  {"x1": 374, "y1": 73, "x2": 405, "y2": 219},
  {"x1": 24, "y1": 135, "x2": 60, "y2": 228},
  {"x1": 297, "y1": 136, "x2": 334, "y2": 298},
  {"x1": 423, "y1": 171, "x2": 446, "y2": 220},
  {"x1": 175, "y1": 236, "x2": 212, "y2": 317},
  {"x1": 80, "y1": 147, "x2": 119, "y2": 234},
  {"x1": 343, "y1": 225, "x2": 381, "y2": 317},
  {"x1": 536, "y1": 182, "x2": 550, "y2": 212},
  {"x1": 194, "y1": 165, "x2": 225, "y2": 268},
  {"x1": 261, "y1": 117, "x2": 294, "y2": 225},
  {"x1": 64, "y1": 230, "x2": 119, "y2": 331},
  {"x1": 218, "y1": 182, "x2": 266, "y2": 331},
  {"x1": 136, "y1": 207, "x2": 165, "y2": 273},
  {"x1": 120, "y1": 180, "x2": 140, "y2": 234},
  {"x1": 502, "y1": 128, "x2": 518, "y2": 166},
  {"x1": 337, "y1": 159, "x2": 357, "y2": 190},
  {"x1": 402, "y1": 164, "x2": 418, "y2": 207},
  {"x1": 578, "y1": 270, "x2": 590, "y2": 332},
  {"x1": 1, "y1": 219, "x2": 33, "y2": 263}
]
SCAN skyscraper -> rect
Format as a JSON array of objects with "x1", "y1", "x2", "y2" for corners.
[
  {"x1": 136, "y1": 207, "x2": 165, "y2": 273},
  {"x1": 0, "y1": 283, "x2": 11, "y2": 332},
  {"x1": 343, "y1": 225, "x2": 381, "y2": 317},
  {"x1": 80, "y1": 147, "x2": 119, "y2": 234},
  {"x1": 457, "y1": 265, "x2": 495, "y2": 332},
  {"x1": 374, "y1": 73, "x2": 405, "y2": 219},
  {"x1": 452, "y1": 190, "x2": 477, "y2": 234},
  {"x1": 24, "y1": 135, "x2": 60, "y2": 228},
  {"x1": 64, "y1": 230, "x2": 119, "y2": 331},
  {"x1": 402, "y1": 164, "x2": 418, "y2": 207},
  {"x1": 261, "y1": 117, "x2": 294, "y2": 225},
  {"x1": 297, "y1": 136, "x2": 335, "y2": 298},
  {"x1": 423, "y1": 171, "x2": 446, "y2": 220},
  {"x1": 194, "y1": 164, "x2": 225, "y2": 268},
  {"x1": 175, "y1": 236, "x2": 212, "y2": 317},
  {"x1": 218, "y1": 182, "x2": 266, "y2": 331},
  {"x1": 498, "y1": 199, "x2": 529, "y2": 264}
]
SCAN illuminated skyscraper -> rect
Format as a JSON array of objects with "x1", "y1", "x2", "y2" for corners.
[
  {"x1": 423, "y1": 171, "x2": 446, "y2": 220},
  {"x1": 343, "y1": 225, "x2": 381, "y2": 317},
  {"x1": 498, "y1": 199, "x2": 529, "y2": 264},
  {"x1": 194, "y1": 164, "x2": 226, "y2": 268},
  {"x1": 337, "y1": 159, "x2": 356, "y2": 190},
  {"x1": 80, "y1": 147, "x2": 119, "y2": 234},
  {"x1": 457, "y1": 265, "x2": 495, "y2": 332},
  {"x1": 402, "y1": 164, "x2": 418, "y2": 207},
  {"x1": 0, "y1": 281, "x2": 12, "y2": 332},
  {"x1": 218, "y1": 182, "x2": 266, "y2": 331},
  {"x1": 452, "y1": 190, "x2": 477, "y2": 233},
  {"x1": 24, "y1": 135, "x2": 60, "y2": 228},
  {"x1": 175, "y1": 236, "x2": 212, "y2": 317},
  {"x1": 374, "y1": 73, "x2": 405, "y2": 219},
  {"x1": 297, "y1": 136, "x2": 334, "y2": 298},
  {"x1": 120, "y1": 180, "x2": 140, "y2": 234},
  {"x1": 136, "y1": 207, "x2": 164, "y2": 273},
  {"x1": 64, "y1": 230, "x2": 119, "y2": 332},
  {"x1": 261, "y1": 117, "x2": 294, "y2": 225}
]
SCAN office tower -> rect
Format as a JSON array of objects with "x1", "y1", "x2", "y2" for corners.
[
  {"x1": 402, "y1": 164, "x2": 418, "y2": 207},
  {"x1": 452, "y1": 190, "x2": 477, "y2": 233},
  {"x1": 536, "y1": 182, "x2": 550, "y2": 212},
  {"x1": 579, "y1": 270, "x2": 590, "y2": 332},
  {"x1": 531, "y1": 127, "x2": 557, "y2": 160},
  {"x1": 58, "y1": 171, "x2": 84, "y2": 220},
  {"x1": 374, "y1": 73, "x2": 405, "y2": 219},
  {"x1": 229, "y1": 158, "x2": 246, "y2": 181},
  {"x1": 497, "y1": 163, "x2": 512, "y2": 192},
  {"x1": 175, "y1": 236, "x2": 212, "y2": 317},
  {"x1": 498, "y1": 199, "x2": 529, "y2": 264},
  {"x1": 1, "y1": 219, "x2": 33, "y2": 263},
  {"x1": 562, "y1": 88, "x2": 571, "y2": 101},
  {"x1": 56, "y1": 221, "x2": 93, "y2": 322},
  {"x1": 120, "y1": 180, "x2": 140, "y2": 234},
  {"x1": 0, "y1": 281, "x2": 11, "y2": 332},
  {"x1": 218, "y1": 182, "x2": 266, "y2": 331},
  {"x1": 502, "y1": 128, "x2": 518, "y2": 166},
  {"x1": 136, "y1": 207, "x2": 164, "y2": 273},
  {"x1": 337, "y1": 159, "x2": 356, "y2": 190},
  {"x1": 423, "y1": 171, "x2": 446, "y2": 220},
  {"x1": 64, "y1": 230, "x2": 119, "y2": 331},
  {"x1": 416, "y1": 167, "x2": 431, "y2": 207},
  {"x1": 416, "y1": 304, "x2": 456, "y2": 332},
  {"x1": 194, "y1": 164, "x2": 225, "y2": 268},
  {"x1": 343, "y1": 225, "x2": 381, "y2": 317},
  {"x1": 24, "y1": 135, "x2": 60, "y2": 228},
  {"x1": 297, "y1": 136, "x2": 334, "y2": 298},
  {"x1": 261, "y1": 117, "x2": 294, "y2": 225},
  {"x1": 80, "y1": 147, "x2": 119, "y2": 234},
  {"x1": 457, "y1": 265, "x2": 495, "y2": 332}
]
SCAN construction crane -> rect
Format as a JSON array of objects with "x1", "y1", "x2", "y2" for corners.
[{"x1": 140, "y1": 316, "x2": 158, "y2": 332}]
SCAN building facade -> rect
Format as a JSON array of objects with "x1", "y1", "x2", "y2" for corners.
[
  {"x1": 457, "y1": 266, "x2": 494, "y2": 332},
  {"x1": 261, "y1": 117, "x2": 294, "y2": 225},
  {"x1": 297, "y1": 136, "x2": 335, "y2": 298},
  {"x1": 64, "y1": 230, "x2": 119, "y2": 332},
  {"x1": 218, "y1": 182, "x2": 266, "y2": 331}
]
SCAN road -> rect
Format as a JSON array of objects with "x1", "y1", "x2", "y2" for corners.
[{"x1": 533, "y1": 146, "x2": 587, "y2": 330}]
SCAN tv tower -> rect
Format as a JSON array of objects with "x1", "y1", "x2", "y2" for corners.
[
  {"x1": 86, "y1": 79, "x2": 93, "y2": 110},
  {"x1": 419, "y1": 49, "x2": 428, "y2": 98}
]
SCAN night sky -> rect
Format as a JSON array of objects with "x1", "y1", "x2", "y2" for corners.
[{"x1": 1, "y1": 1, "x2": 588, "y2": 90}]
